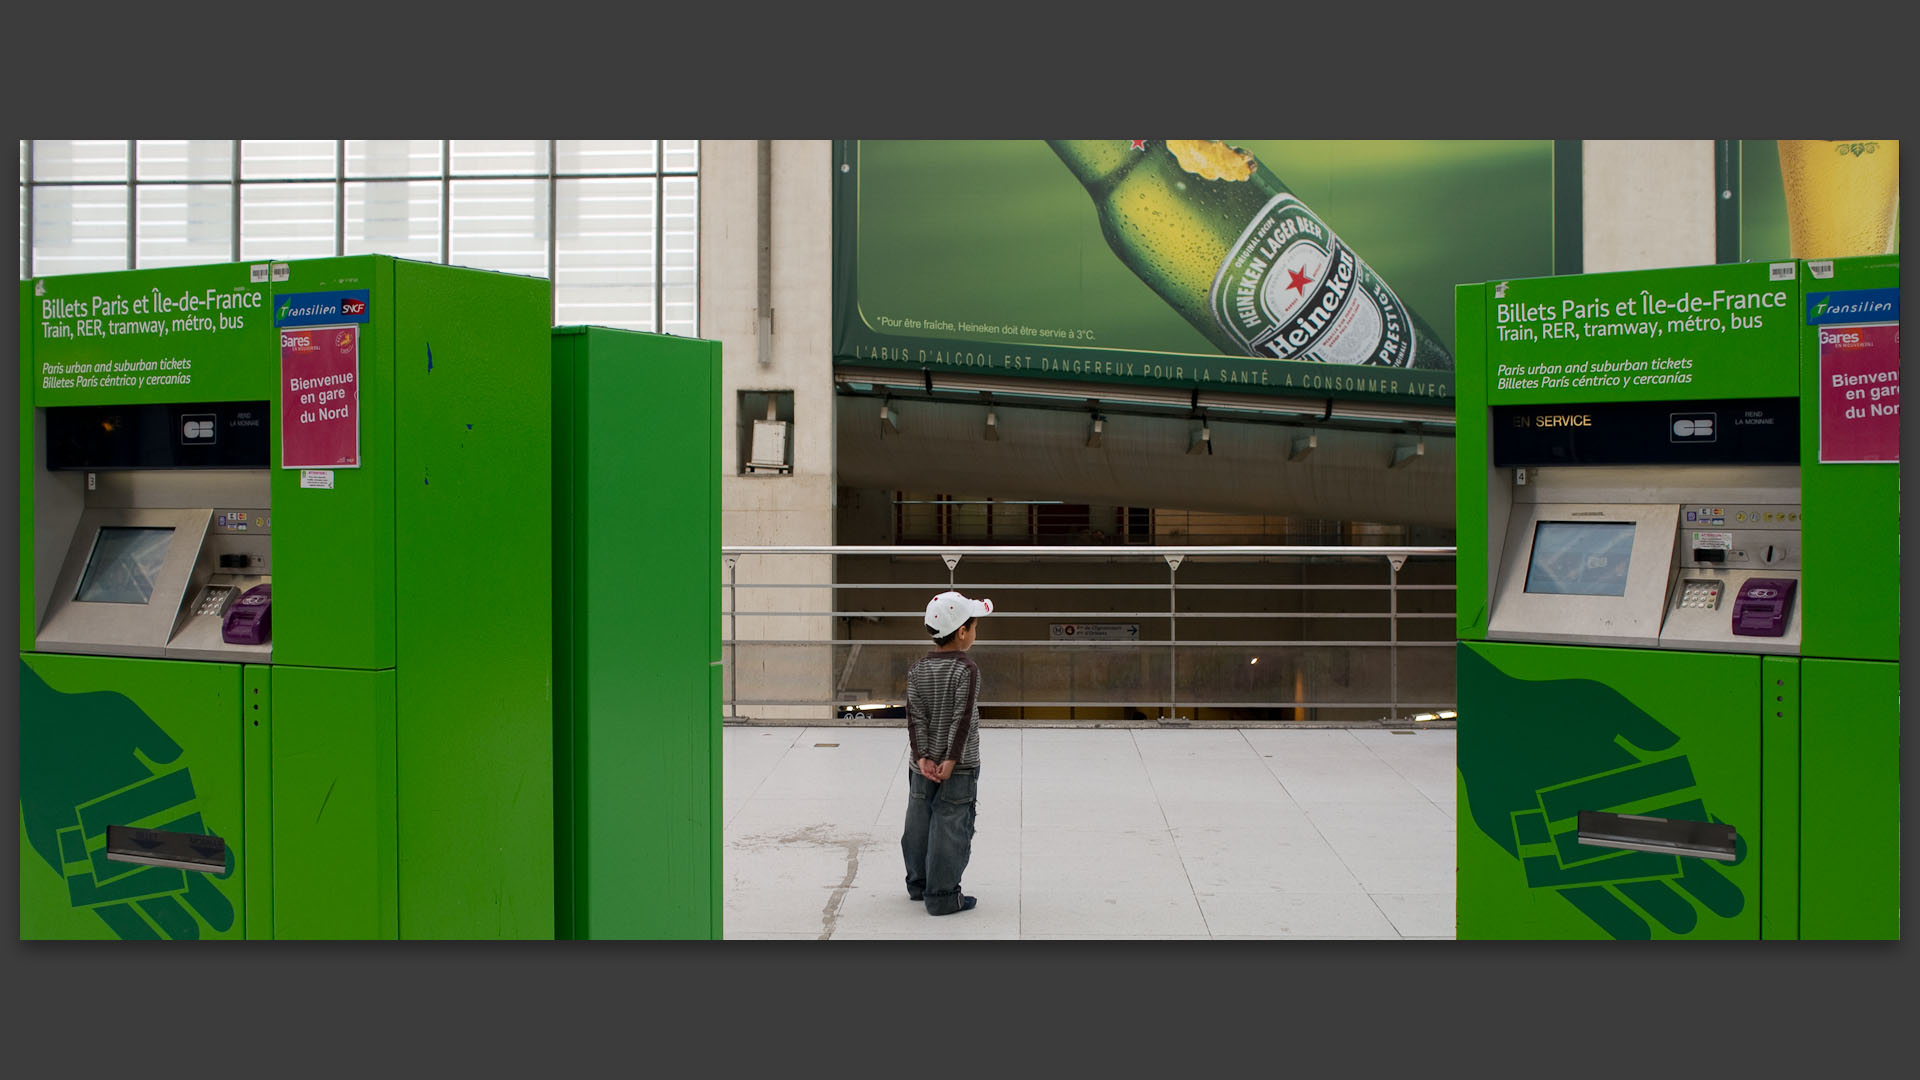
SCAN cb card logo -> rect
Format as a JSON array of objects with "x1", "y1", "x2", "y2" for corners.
[
  {"x1": 1670, "y1": 412, "x2": 1716, "y2": 443},
  {"x1": 180, "y1": 414, "x2": 217, "y2": 445}
]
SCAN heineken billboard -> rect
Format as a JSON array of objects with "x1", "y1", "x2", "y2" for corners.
[{"x1": 833, "y1": 140, "x2": 1577, "y2": 406}]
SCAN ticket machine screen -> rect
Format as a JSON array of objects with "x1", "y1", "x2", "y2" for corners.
[
  {"x1": 75, "y1": 526, "x2": 175, "y2": 605},
  {"x1": 1524, "y1": 522, "x2": 1635, "y2": 597}
]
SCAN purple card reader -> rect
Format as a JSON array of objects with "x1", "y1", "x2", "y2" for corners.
[
  {"x1": 222, "y1": 584, "x2": 272, "y2": 645},
  {"x1": 1731, "y1": 578, "x2": 1795, "y2": 637}
]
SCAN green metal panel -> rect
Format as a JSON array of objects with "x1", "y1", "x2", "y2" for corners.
[
  {"x1": 18, "y1": 282, "x2": 34, "y2": 652},
  {"x1": 552, "y1": 330, "x2": 582, "y2": 940},
  {"x1": 269, "y1": 256, "x2": 398, "y2": 670},
  {"x1": 1799, "y1": 658, "x2": 1899, "y2": 939},
  {"x1": 242, "y1": 664, "x2": 274, "y2": 940},
  {"x1": 1759, "y1": 657, "x2": 1799, "y2": 940},
  {"x1": 392, "y1": 261, "x2": 553, "y2": 940},
  {"x1": 555, "y1": 327, "x2": 721, "y2": 940},
  {"x1": 1453, "y1": 282, "x2": 1490, "y2": 640},
  {"x1": 271, "y1": 665, "x2": 397, "y2": 940},
  {"x1": 19, "y1": 653, "x2": 245, "y2": 940},
  {"x1": 1458, "y1": 641, "x2": 1761, "y2": 940},
  {"x1": 1798, "y1": 255, "x2": 1899, "y2": 661}
]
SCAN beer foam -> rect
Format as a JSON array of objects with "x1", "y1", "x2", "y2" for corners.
[{"x1": 1167, "y1": 140, "x2": 1255, "y2": 182}]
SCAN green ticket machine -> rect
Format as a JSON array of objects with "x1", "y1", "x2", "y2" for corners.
[
  {"x1": 20, "y1": 257, "x2": 555, "y2": 939},
  {"x1": 1454, "y1": 256, "x2": 1899, "y2": 940}
]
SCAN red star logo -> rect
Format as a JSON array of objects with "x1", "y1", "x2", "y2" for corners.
[
  {"x1": 1286, "y1": 266, "x2": 1314, "y2": 295},
  {"x1": 1129, "y1": 140, "x2": 1148, "y2": 151}
]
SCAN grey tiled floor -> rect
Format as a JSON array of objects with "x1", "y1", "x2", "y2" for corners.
[{"x1": 724, "y1": 726, "x2": 1456, "y2": 940}]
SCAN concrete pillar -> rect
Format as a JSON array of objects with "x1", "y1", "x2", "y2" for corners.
[
  {"x1": 702, "y1": 140, "x2": 838, "y2": 721},
  {"x1": 1582, "y1": 140, "x2": 1718, "y2": 273}
]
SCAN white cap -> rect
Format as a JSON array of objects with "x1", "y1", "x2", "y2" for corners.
[{"x1": 924, "y1": 590, "x2": 993, "y2": 636}]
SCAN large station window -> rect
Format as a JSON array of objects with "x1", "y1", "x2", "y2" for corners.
[{"x1": 21, "y1": 140, "x2": 699, "y2": 335}]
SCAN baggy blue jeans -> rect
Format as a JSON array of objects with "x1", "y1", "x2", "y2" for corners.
[{"x1": 902, "y1": 767, "x2": 978, "y2": 915}]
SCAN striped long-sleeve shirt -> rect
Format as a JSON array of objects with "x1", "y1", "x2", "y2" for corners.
[{"x1": 905, "y1": 650, "x2": 981, "y2": 769}]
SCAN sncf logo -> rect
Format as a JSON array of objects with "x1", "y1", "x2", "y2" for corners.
[
  {"x1": 1671, "y1": 413, "x2": 1716, "y2": 443},
  {"x1": 181, "y1": 415, "x2": 217, "y2": 444},
  {"x1": 342, "y1": 297, "x2": 366, "y2": 315}
]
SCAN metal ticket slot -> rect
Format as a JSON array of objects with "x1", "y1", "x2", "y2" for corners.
[{"x1": 31, "y1": 401, "x2": 273, "y2": 662}]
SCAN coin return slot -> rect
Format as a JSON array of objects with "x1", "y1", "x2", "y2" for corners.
[
  {"x1": 1576, "y1": 810, "x2": 1737, "y2": 862},
  {"x1": 1678, "y1": 580, "x2": 1722, "y2": 611},
  {"x1": 105, "y1": 824, "x2": 228, "y2": 873}
]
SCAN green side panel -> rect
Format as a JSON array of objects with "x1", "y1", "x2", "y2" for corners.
[
  {"x1": 1800, "y1": 658, "x2": 1899, "y2": 939},
  {"x1": 1798, "y1": 255, "x2": 1899, "y2": 661},
  {"x1": 271, "y1": 666, "x2": 396, "y2": 939},
  {"x1": 1482, "y1": 261, "x2": 1799, "y2": 406},
  {"x1": 1453, "y1": 282, "x2": 1490, "y2": 640},
  {"x1": 393, "y1": 262, "x2": 553, "y2": 940},
  {"x1": 242, "y1": 664, "x2": 274, "y2": 940},
  {"x1": 1457, "y1": 641, "x2": 1761, "y2": 940},
  {"x1": 19, "y1": 281, "x2": 34, "y2": 651},
  {"x1": 552, "y1": 330, "x2": 582, "y2": 941},
  {"x1": 20, "y1": 653, "x2": 244, "y2": 940},
  {"x1": 1759, "y1": 657, "x2": 1799, "y2": 940},
  {"x1": 560, "y1": 327, "x2": 721, "y2": 940},
  {"x1": 708, "y1": 341, "x2": 724, "y2": 940},
  {"x1": 270, "y1": 256, "x2": 398, "y2": 670}
]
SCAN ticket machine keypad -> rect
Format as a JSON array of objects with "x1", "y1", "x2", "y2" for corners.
[
  {"x1": 194, "y1": 584, "x2": 237, "y2": 617},
  {"x1": 1678, "y1": 580, "x2": 1723, "y2": 610}
]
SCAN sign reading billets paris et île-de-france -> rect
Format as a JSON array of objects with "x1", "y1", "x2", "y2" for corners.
[
  {"x1": 834, "y1": 140, "x2": 1571, "y2": 406},
  {"x1": 1482, "y1": 261, "x2": 1802, "y2": 406},
  {"x1": 28, "y1": 264, "x2": 275, "y2": 406}
]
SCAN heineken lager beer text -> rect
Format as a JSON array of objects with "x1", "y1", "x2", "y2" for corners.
[{"x1": 1049, "y1": 140, "x2": 1451, "y2": 370}]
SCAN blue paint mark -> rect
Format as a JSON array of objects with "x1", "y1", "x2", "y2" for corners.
[
  {"x1": 427, "y1": 343, "x2": 434, "y2": 373},
  {"x1": 466, "y1": 424, "x2": 472, "y2": 430}
]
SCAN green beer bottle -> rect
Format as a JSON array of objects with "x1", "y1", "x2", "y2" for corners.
[{"x1": 1048, "y1": 140, "x2": 1451, "y2": 370}]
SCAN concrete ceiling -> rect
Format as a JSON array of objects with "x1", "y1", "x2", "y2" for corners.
[{"x1": 835, "y1": 395, "x2": 1456, "y2": 527}]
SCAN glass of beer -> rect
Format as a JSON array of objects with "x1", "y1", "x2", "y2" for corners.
[{"x1": 1778, "y1": 140, "x2": 1900, "y2": 258}]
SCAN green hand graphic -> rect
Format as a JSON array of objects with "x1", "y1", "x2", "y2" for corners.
[
  {"x1": 20, "y1": 660, "x2": 236, "y2": 940},
  {"x1": 1458, "y1": 648, "x2": 1746, "y2": 940}
]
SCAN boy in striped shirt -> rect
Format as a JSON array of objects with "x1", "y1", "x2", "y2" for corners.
[{"x1": 902, "y1": 590, "x2": 993, "y2": 915}]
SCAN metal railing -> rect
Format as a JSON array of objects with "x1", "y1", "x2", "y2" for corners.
[{"x1": 722, "y1": 545, "x2": 1458, "y2": 727}]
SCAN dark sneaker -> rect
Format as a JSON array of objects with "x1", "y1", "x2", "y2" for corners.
[
  {"x1": 932, "y1": 896, "x2": 977, "y2": 916},
  {"x1": 907, "y1": 892, "x2": 924, "y2": 901}
]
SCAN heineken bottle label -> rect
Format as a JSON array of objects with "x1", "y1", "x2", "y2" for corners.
[{"x1": 1208, "y1": 193, "x2": 1416, "y2": 367}]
